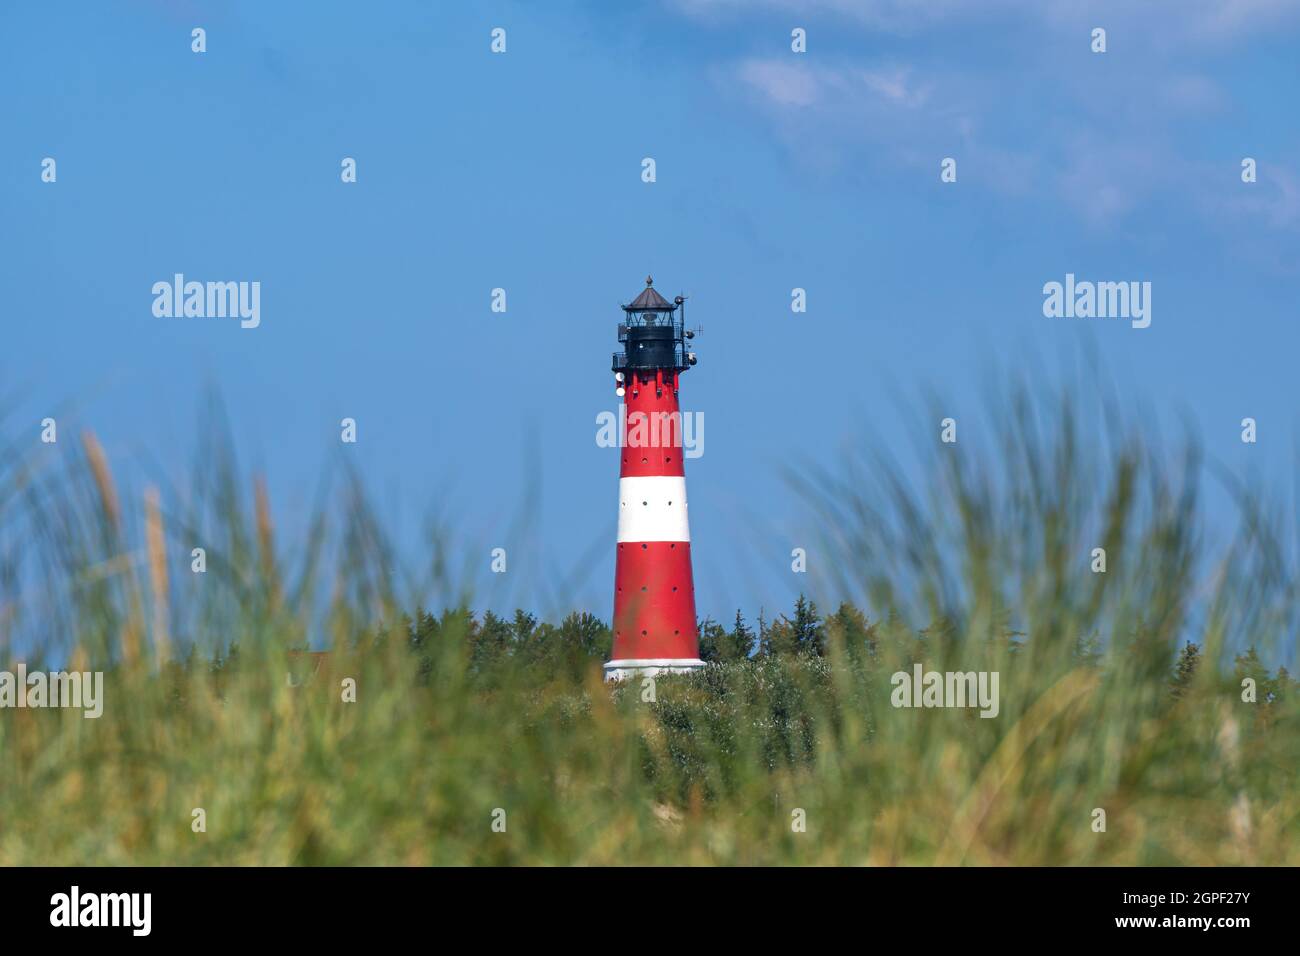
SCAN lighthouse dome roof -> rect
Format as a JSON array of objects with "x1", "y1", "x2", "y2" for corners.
[{"x1": 625, "y1": 276, "x2": 675, "y2": 311}]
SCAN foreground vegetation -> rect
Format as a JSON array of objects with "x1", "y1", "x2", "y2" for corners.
[{"x1": 0, "y1": 385, "x2": 1296, "y2": 865}]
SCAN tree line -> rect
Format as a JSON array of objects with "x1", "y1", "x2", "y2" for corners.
[{"x1": 368, "y1": 595, "x2": 1296, "y2": 703}]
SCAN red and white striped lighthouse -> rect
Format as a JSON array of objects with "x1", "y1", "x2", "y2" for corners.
[{"x1": 605, "y1": 276, "x2": 704, "y2": 680}]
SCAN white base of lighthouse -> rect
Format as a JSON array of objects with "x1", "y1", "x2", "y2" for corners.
[{"x1": 603, "y1": 658, "x2": 707, "y2": 681}]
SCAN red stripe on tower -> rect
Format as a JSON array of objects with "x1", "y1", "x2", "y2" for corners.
[{"x1": 605, "y1": 276, "x2": 703, "y2": 680}]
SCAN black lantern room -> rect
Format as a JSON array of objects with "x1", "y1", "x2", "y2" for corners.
[{"x1": 612, "y1": 276, "x2": 696, "y2": 375}]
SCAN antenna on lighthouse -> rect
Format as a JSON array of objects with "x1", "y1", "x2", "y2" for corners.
[{"x1": 674, "y1": 292, "x2": 703, "y2": 338}]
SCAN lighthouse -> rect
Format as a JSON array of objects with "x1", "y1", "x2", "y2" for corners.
[{"x1": 605, "y1": 276, "x2": 704, "y2": 681}]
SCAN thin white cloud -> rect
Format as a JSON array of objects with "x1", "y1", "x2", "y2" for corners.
[
  {"x1": 672, "y1": 0, "x2": 1300, "y2": 44},
  {"x1": 709, "y1": 0, "x2": 1299, "y2": 236},
  {"x1": 735, "y1": 59, "x2": 930, "y2": 110},
  {"x1": 1212, "y1": 162, "x2": 1300, "y2": 229},
  {"x1": 857, "y1": 67, "x2": 930, "y2": 107},
  {"x1": 736, "y1": 59, "x2": 820, "y2": 107},
  {"x1": 731, "y1": 56, "x2": 1032, "y2": 193},
  {"x1": 672, "y1": 0, "x2": 990, "y2": 32}
]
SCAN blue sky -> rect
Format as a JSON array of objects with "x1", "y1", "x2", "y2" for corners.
[{"x1": 2, "y1": 0, "x2": 1299, "y2": 631}]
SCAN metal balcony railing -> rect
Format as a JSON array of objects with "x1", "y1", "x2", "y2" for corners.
[{"x1": 613, "y1": 346, "x2": 689, "y2": 373}]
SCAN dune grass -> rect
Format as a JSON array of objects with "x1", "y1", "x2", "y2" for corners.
[{"x1": 0, "y1": 387, "x2": 1296, "y2": 866}]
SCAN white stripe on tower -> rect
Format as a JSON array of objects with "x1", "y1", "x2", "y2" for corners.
[{"x1": 616, "y1": 476, "x2": 690, "y2": 543}]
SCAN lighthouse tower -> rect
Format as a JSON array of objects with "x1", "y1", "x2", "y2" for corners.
[{"x1": 605, "y1": 276, "x2": 704, "y2": 681}]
